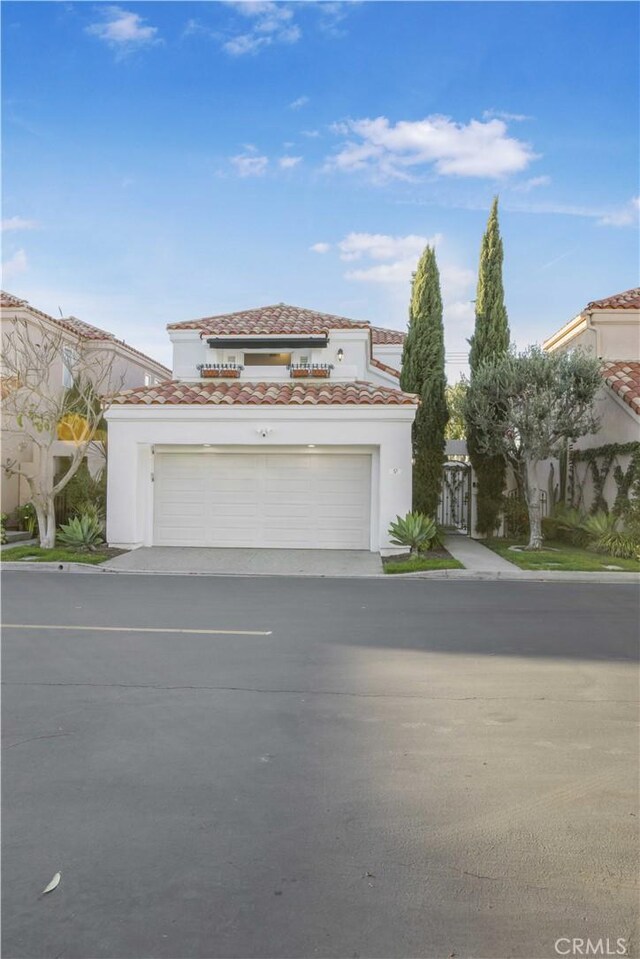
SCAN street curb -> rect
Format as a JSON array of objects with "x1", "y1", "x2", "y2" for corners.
[{"x1": 2, "y1": 560, "x2": 639, "y2": 585}]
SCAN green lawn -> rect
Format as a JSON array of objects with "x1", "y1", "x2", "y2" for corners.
[
  {"x1": 485, "y1": 539, "x2": 640, "y2": 573},
  {"x1": 1, "y1": 545, "x2": 113, "y2": 565},
  {"x1": 383, "y1": 553, "x2": 464, "y2": 574}
]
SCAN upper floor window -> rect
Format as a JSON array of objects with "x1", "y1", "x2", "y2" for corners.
[
  {"x1": 144, "y1": 374, "x2": 151, "y2": 386},
  {"x1": 62, "y1": 347, "x2": 76, "y2": 388},
  {"x1": 243, "y1": 352, "x2": 292, "y2": 367}
]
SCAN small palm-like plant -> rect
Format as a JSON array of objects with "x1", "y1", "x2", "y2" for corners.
[
  {"x1": 388, "y1": 512, "x2": 438, "y2": 554},
  {"x1": 57, "y1": 513, "x2": 104, "y2": 552},
  {"x1": 553, "y1": 506, "x2": 589, "y2": 546}
]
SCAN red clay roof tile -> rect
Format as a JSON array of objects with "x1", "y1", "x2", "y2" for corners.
[
  {"x1": 167, "y1": 303, "x2": 372, "y2": 335},
  {"x1": 370, "y1": 326, "x2": 406, "y2": 344},
  {"x1": 601, "y1": 361, "x2": 640, "y2": 415},
  {"x1": 370, "y1": 357, "x2": 400, "y2": 378},
  {"x1": 586, "y1": 288, "x2": 640, "y2": 311},
  {"x1": 109, "y1": 379, "x2": 417, "y2": 407}
]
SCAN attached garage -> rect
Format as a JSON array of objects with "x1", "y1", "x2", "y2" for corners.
[
  {"x1": 153, "y1": 450, "x2": 371, "y2": 550},
  {"x1": 105, "y1": 379, "x2": 416, "y2": 555}
]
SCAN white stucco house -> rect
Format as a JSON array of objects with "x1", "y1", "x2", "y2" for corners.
[
  {"x1": 105, "y1": 305, "x2": 415, "y2": 554},
  {"x1": 542, "y1": 287, "x2": 640, "y2": 511}
]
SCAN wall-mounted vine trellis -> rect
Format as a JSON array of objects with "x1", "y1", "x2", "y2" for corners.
[{"x1": 568, "y1": 441, "x2": 640, "y2": 514}]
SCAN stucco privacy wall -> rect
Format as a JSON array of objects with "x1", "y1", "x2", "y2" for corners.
[{"x1": 105, "y1": 406, "x2": 415, "y2": 553}]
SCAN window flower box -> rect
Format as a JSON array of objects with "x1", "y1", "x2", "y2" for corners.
[
  {"x1": 288, "y1": 364, "x2": 334, "y2": 379},
  {"x1": 198, "y1": 364, "x2": 244, "y2": 379}
]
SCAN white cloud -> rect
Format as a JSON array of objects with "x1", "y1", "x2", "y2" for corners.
[
  {"x1": 1, "y1": 216, "x2": 39, "y2": 232},
  {"x1": 483, "y1": 108, "x2": 531, "y2": 123},
  {"x1": 310, "y1": 242, "x2": 331, "y2": 254},
  {"x1": 279, "y1": 155, "x2": 303, "y2": 169},
  {"x1": 598, "y1": 196, "x2": 640, "y2": 227},
  {"x1": 223, "y1": 33, "x2": 269, "y2": 55},
  {"x1": 338, "y1": 232, "x2": 440, "y2": 262},
  {"x1": 289, "y1": 96, "x2": 309, "y2": 110},
  {"x1": 230, "y1": 152, "x2": 269, "y2": 177},
  {"x1": 327, "y1": 114, "x2": 537, "y2": 180},
  {"x1": 222, "y1": 2, "x2": 301, "y2": 55},
  {"x1": 302, "y1": 129, "x2": 321, "y2": 139},
  {"x1": 86, "y1": 6, "x2": 160, "y2": 54},
  {"x1": 334, "y1": 232, "x2": 474, "y2": 304},
  {"x1": 316, "y1": 2, "x2": 349, "y2": 36},
  {"x1": 512, "y1": 175, "x2": 551, "y2": 193},
  {"x1": 2, "y1": 249, "x2": 28, "y2": 280}
]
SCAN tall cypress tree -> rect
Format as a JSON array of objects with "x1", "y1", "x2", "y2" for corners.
[
  {"x1": 467, "y1": 197, "x2": 511, "y2": 533},
  {"x1": 400, "y1": 245, "x2": 448, "y2": 516}
]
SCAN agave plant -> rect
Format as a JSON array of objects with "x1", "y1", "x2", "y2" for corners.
[
  {"x1": 388, "y1": 512, "x2": 439, "y2": 554},
  {"x1": 57, "y1": 513, "x2": 105, "y2": 552},
  {"x1": 580, "y1": 510, "x2": 619, "y2": 538}
]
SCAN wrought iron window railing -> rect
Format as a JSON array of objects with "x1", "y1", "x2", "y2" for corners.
[{"x1": 287, "y1": 363, "x2": 334, "y2": 379}]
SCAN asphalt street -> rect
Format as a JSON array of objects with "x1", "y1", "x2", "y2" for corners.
[{"x1": 2, "y1": 571, "x2": 638, "y2": 959}]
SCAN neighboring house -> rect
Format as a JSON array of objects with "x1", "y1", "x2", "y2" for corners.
[
  {"x1": 105, "y1": 304, "x2": 416, "y2": 553},
  {"x1": 542, "y1": 287, "x2": 640, "y2": 511},
  {"x1": 1, "y1": 291, "x2": 171, "y2": 515}
]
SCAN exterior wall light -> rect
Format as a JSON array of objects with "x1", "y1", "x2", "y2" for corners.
[
  {"x1": 307, "y1": 444, "x2": 316, "y2": 448},
  {"x1": 337, "y1": 348, "x2": 344, "y2": 362}
]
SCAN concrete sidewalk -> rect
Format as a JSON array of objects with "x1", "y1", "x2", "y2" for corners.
[{"x1": 444, "y1": 533, "x2": 518, "y2": 572}]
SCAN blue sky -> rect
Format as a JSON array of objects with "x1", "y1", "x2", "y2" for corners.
[{"x1": 2, "y1": 1, "x2": 638, "y2": 378}]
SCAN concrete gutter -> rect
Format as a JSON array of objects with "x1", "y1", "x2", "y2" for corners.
[{"x1": 1, "y1": 560, "x2": 639, "y2": 585}]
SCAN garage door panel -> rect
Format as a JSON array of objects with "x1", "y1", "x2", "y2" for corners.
[{"x1": 154, "y1": 451, "x2": 371, "y2": 549}]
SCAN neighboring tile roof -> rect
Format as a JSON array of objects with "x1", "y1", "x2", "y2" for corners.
[
  {"x1": 370, "y1": 357, "x2": 400, "y2": 379},
  {"x1": 371, "y1": 325, "x2": 406, "y2": 344},
  {"x1": 1, "y1": 291, "x2": 113, "y2": 339},
  {"x1": 1, "y1": 290, "x2": 170, "y2": 376},
  {"x1": 600, "y1": 361, "x2": 640, "y2": 415},
  {"x1": 167, "y1": 303, "x2": 372, "y2": 335},
  {"x1": 110, "y1": 379, "x2": 417, "y2": 407},
  {"x1": 586, "y1": 288, "x2": 640, "y2": 311}
]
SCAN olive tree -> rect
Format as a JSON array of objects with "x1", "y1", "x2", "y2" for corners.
[
  {"x1": 464, "y1": 346, "x2": 602, "y2": 549},
  {"x1": 1, "y1": 318, "x2": 121, "y2": 547}
]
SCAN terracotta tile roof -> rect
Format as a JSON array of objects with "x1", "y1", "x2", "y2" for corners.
[
  {"x1": 167, "y1": 303, "x2": 372, "y2": 335},
  {"x1": 370, "y1": 357, "x2": 400, "y2": 379},
  {"x1": 1, "y1": 290, "x2": 170, "y2": 376},
  {"x1": 110, "y1": 379, "x2": 417, "y2": 407},
  {"x1": 600, "y1": 361, "x2": 640, "y2": 415},
  {"x1": 586, "y1": 288, "x2": 640, "y2": 311},
  {"x1": 2, "y1": 291, "x2": 113, "y2": 339},
  {"x1": 371, "y1": 325, "x2": 406, "y2": 344}
]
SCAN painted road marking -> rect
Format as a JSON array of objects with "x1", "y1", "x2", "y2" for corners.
[{"x1": 2, "y1": 624, "x2": 272, "y2": 637}]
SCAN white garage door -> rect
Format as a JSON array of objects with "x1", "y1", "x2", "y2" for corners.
[{"x1": 153, "y1": 451, "x2": 371, "y2": 549}]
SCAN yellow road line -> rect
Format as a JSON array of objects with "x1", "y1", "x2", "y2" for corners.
[{"x1": 2, "y1": 624, "x2": 272, "y2": 637}]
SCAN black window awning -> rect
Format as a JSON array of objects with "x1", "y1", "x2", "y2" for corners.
[{"x1": 206, "y1": 335, "x2": 328, "y2": 350}]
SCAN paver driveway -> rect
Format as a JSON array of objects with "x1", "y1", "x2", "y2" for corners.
[{"x1": 2, "y1": 572, "x2": 638, "y2": 959}]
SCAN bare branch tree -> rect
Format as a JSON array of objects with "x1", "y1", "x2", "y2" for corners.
[{"x1": 2, "y1": 317, "x2": 123, "y2": 547}]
